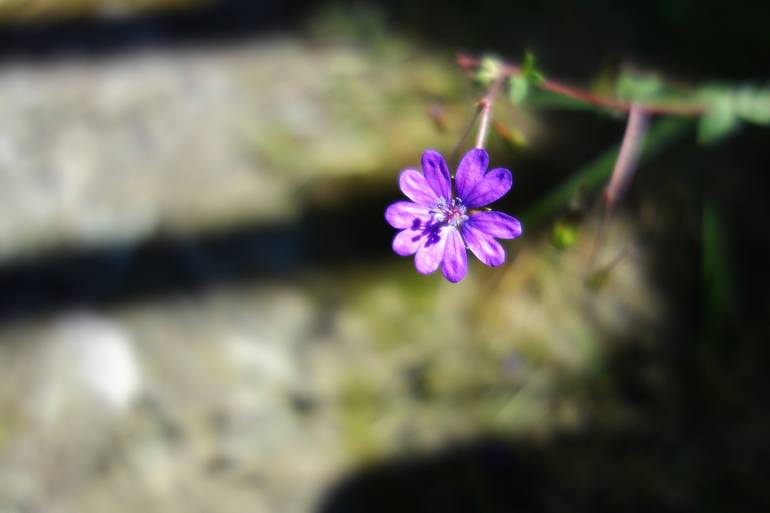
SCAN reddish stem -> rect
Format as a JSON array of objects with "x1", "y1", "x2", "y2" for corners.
[
  {"x1": 475, "y1": 75, "x2": 506, "y2": 148},
  {"x1": 457, "y1": 54, "x2": 706, "y2": 116}
]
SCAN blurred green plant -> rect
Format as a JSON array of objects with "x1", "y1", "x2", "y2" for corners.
[
  {"x1": 462, "y1": 52, "x2": 770, "y2": 151},
  {"x1": 551, "y1": 221, "x2": 578, "y2": 250},
  {"x1": 615, "y1": 71, "x2": 665, "y2": 102},
  {"x1": 507, "y1": 53, "x2": 544, "y2": 105},
  {"x1": 450, "y1": 53, "x2": 770, "y2": 300},
  {"x1": 696, "y1": 84, "x2": 770, "y2": 144},
  {"x1": 701, "y1": 199, "x2": 735, "y2": 323},
  {"x1": 448, "y1": 51, "x2": 745, "y2": 308}
]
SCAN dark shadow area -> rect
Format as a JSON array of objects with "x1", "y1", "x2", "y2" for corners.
[
  {"x1": 316, "y1": 122, "x2": 770, "y2": 513},
  {"x1": 317, "y1": 418, "x2": 769, "y2": 513},
  {"x1": 317, "y1": 241, "x2": 770, "y2": 513},
  {"x1": 318, "y1": 438, "x2": 549, "y2": 513},
  {"x1": 0, "y1": 183, "x2": 395, "y2": 322},
  {"x1": 1, "y1": 0, "x2": 767, "y2": 82},
  {"x1": 317, "y1": 305, "x2": 770, "y2": 513},
  {"x1": 0, "y1": 0, "x2": 318, "y2": 61},
  {"x1": 379, "y1": 0, "x2": 770, "y2": 80}
]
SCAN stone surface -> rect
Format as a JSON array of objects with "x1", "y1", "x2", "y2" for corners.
[
  {"x1": 0, "y1": 36, "x2": 459, "y2": 261},
  {"x1": 0, "y1": 17, "x2": 663, "y2": 513},
  {"x1": 0, "y1": 215, "x2": 662, "y2": 513}
]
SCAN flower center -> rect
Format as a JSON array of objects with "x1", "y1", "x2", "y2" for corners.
[{"x1": 432, "y1": 197, "x2": 468, "y2": 227}]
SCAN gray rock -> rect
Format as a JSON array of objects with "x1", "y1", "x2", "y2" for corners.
[{"x1": 0, "y1": 38, "x2": 457, "y2": 262}]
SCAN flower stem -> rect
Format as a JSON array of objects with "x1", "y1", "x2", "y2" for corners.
[
  {"x1": 475, "y1": 75, "x2": 505, "y2": 149},
  {"x1": 457, "y1": 54, "x2": 706, "y2": 117},
  {"x1": 589, "y1": 103, "x2": 649, "y2": 268}
]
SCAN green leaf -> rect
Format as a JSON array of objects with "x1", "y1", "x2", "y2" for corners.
[
  {"x1": 551, "y1": 221, "x2": 578, "y2": 249},
  {"x1": 508, "y1": 75, "x2": 529, "y2": 104},
  {"x1": 521, "y1": 52, "x2": 544, "y2": 84},
  {"x1": 525, "y1": 88, "x2": 596, "y2": 111},
  {"x1": 476, "y1": 56, "x2": 502, "y2": 86},
  {"x1": 506, "y1": 52, "x2": 545, "y2": 105},
  {"x1": 732, "y1": 85, "x2": 770, "y2": 125},
  {"x1": 702, "y1": 199, "x2": 735, "y2": 323},
  {"x1": 615, "y1": 72, "x2": 663, "y2": 102},
  {"x1": 697, "y1": 94, "x2": 740, "y2": 145}
]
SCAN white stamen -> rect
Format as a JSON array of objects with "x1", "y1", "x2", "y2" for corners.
[{"x1": 432, "y1": 197, "x2": 468, "y2": 228}]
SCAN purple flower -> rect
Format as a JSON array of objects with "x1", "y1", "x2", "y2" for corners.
[{"x1": 385, "y1": 148, "x2": 522, "y2": 282}]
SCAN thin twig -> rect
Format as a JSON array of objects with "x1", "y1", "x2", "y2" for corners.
[
  {"x1": 475, "y1": 75, "x2": 506, "y2": 148},
  {"x1": 457, "y1": 54, "x2": 706, "y2": 117},
  {"x1": 588, "y1": 103, "x2": 649, "y2": 268}
]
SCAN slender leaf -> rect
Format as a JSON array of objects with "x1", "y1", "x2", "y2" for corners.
[
  {"x1": 698, "y1": 94, "x2": 740, "y2": 145},
  {"x1": 509, "y1": 75, "x2": 529, "y2": 104}
]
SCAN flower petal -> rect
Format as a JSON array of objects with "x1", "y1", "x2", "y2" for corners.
[
  {"x1": 385, "y1": 201, "x2": 433, "y2": 229},
  {"x1": 461, "y1": 167, "x2": 513, "y2": 208},
  {"x1": 421, "y1": 150, "x2": 452, "y2": 201},
  {"x1": 441, "y1": 227, "x2": 468, "y2": 283},
  {"x1": 399, "y1": 169, "x2": 439, "y2": 206},
  {"x1": 455, "y1": 148, "x2": 489, "y2": 201},
  {"x1": 415, "y1": 226, "x2": 448, "y2": 274},
  {"x1": 465, "y1": 211, "x2": 522, "y2": 239},
  {"x1": 462, "y1": 223, "x2": 506, "y2": 267},
  {"x1": 392, "y1": 229, "x2": 427, "y2": 256}
]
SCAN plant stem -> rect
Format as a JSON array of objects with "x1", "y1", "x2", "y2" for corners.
[
  {"x1": 457, "y1": 54, "x2": 706, "y2": 117},
  {"x1": 520, "y1": 116, "x2": 692, "y2": 227},
  {"x1": 588, "y1": 104, "x2": 649, "y2": 268},
  {"x1": 604, "y1": 103, "x2": 650, "y2": 208},
  {"x1": 475, "y1": 75, "x2": 505, "y2": 148}
]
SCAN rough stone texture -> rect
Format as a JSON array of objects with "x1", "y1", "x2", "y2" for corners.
[
  {"x1": 0, "y1": 37, "x2": 459, "y2": 261},
  {"x1": 0, "y1": 21, "x2": 661, "y2": 513},
  {"x1": 0, "y1": 287, "x2": 333, "y2": 513},
  {"x1": 0, "y1": 216, "x2": 661, "y2": 513}
]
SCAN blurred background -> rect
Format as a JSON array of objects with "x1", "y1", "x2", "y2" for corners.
[{"x1": 0, "y1": 1, "x2": 768, "y2": 512}]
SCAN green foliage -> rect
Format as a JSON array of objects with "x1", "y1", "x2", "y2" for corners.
[
  {"x1": 489, "y1": 53, "x2": 769, "y2": 150},
  {"x1": 697, "y1": 92, "x2": 740, "y2": 145},
  {"x1": 521, "y1": 52, "x2": 544, "y2": 84},
  {"x1": 731, "y1": 84, "x2": 770, "y2": 124},
  {"x1": 508, "y1": 75, "x2": 529, "y2": 104},
  {"x1": 701, "y1": 200, "x2": 735, "y2": 321},
  {"x1": 696, "y1": 84, "x2": 770, "y2": 145},
  {"x1": 507, "y1": 52, "x2": 544, "y2": 105},
  {"x1": 476, "y1": 56, "x2": 502, "y2": 86},
  {"x1": 615, "y1": 72, "x2": 664, "y2": 102},
  {"x1": 551, "y1": 221, "x2": 578, "y2": 249},
  {"x1": 525, "y1": 88, "x2": 597, "y2": 111}
]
